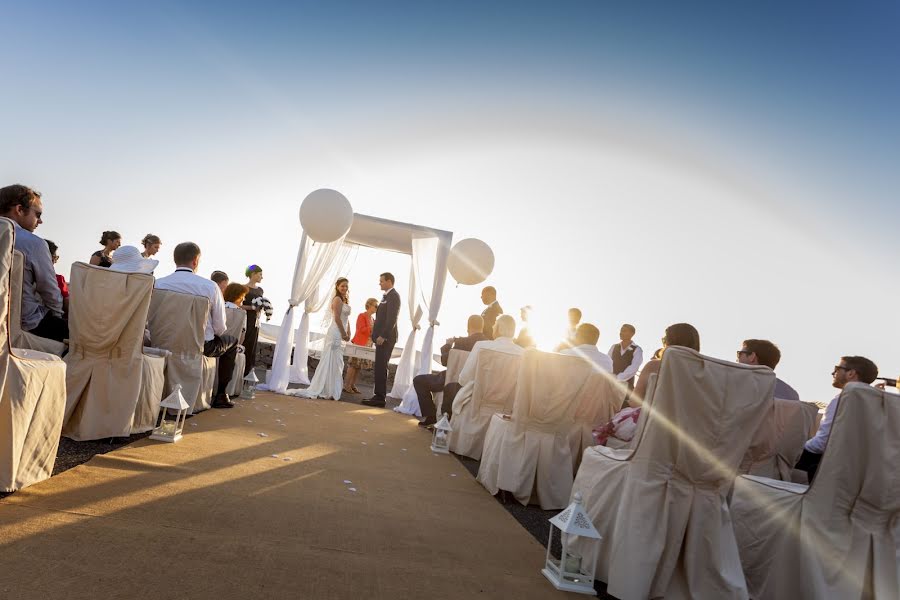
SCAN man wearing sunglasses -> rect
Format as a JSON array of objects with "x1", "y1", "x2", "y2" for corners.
[
  {"x1": 795, "y1": 355, "x2": 878, "y2": 482},
  {"x1": 736, "y1": 339, "x2": 799, "y2": 400},
  {"x1": 0, "y1": 184, "x2": 68, "y2": 342}
]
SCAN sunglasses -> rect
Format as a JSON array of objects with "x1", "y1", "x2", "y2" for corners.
[
  {"x1": 736, "y1": 349, "x2": 753, "y2": 359},
  {"x1": 832, "y1": 365, "x2": 852, "y2": 376}
]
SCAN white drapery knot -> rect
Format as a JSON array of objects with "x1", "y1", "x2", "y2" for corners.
[
  {"x1": 288, "y1": 300, "x2": 299, "y2": 307},
  {"x1": 413, "y1": 324, "x2": 422, "y2": 330},
  {"x1": 429, "y1": 320, "x2": 440, "y2": 327}
]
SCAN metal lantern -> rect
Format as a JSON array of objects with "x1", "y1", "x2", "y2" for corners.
[
  {"x1": 542, "y1": 492, "x2": 602, "y2": 595},
  {"x1": 241, "y1": 369, "x2": 259, "y2": 399},
  {"x1": 430, "y1": 413, "x2": 452, "y2": 454},
  {"x1": 150, "y1": 384, "x2": 190, "y2": 443}
]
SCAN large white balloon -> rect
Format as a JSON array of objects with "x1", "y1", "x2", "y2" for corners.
[
  {"x1": 447, "y1": 238, "x2": 494, "y2": 285},
  {"x1": 299, "y1": 189, "x2": 354, "y2": 243}
]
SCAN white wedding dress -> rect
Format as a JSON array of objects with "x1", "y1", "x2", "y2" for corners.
[{"x1": 287, "y1": 302, "x2": 351, "y2": 400}]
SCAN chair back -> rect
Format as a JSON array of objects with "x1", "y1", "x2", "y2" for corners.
[
  {"x1": 634, "y1": 346, "x2": 775, "y2": 487},
  {"x1": 444, "y1": 349, "x2": 470, "y2": 385},
  {"x1": 807, "y1": 383, "x2": 900, "y2": 526},
  {"x1": 742, "y1": 399, "x2": 820, "y2": 479},
  {"x1": 225, "y1": 307, "x2": 246, "y2": 345},
  {"x1": 0, "y1": 219, "x2": 13, "y2": 362},
  {"x1": 573, "y1": 370, "x2": 629, "y2": 429},
  {"x1": 511, "y1": 350, "x2": 594, "y2": 429},
  {"x1": 147, "y1": 289, "x2": 208, "y2": 356},
  {"x1": 8, "y1": 250, "x2": 66, "y2": 355},
  {"x1": 472, "y1": 349, "x2": 522, "y2": 415}
]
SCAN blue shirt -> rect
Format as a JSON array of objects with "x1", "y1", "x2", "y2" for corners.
[
  {"x1": 13, "y1": 222, "x2": 63, "y2": 330},
  {"x1": 774, "y1": 377, "x2": 800, "y2": 401}
]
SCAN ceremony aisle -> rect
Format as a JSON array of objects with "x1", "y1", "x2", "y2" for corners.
[{"x1": 0, "y1": 391, "x2": 550, "y2": 599}]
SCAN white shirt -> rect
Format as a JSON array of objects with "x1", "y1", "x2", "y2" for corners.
[
  {"x1": 155, "y1": 267, "x2": 226, "y2": 341},
  {"x1": 608, "y1": 342, "x2": 644, "y2": 382},
  {"x1": 458, "y1": 336, "x2": 525, "y2": 386},
  {"x1": 562, "y1": 344, "x2": 614, "y2": 373},
  {"x1": 804, "y1": 392, "x2": 840, "y2": 454}
]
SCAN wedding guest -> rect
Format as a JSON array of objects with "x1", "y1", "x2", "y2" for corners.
[
  {"x1": 46, "y1": 240, "x2": 69, "y2": 315},
  {"x1": 90, "y1": 230, "x2": 121, "y2": 267},
  {"x1": 241, "y1": 264, "x2": 265, "y2": 376},
  {"x1": 796, "y1": 355, "x2": 878, "y2": 482},
  {"x1": 414, "y1": 315, "x2": 487, "y2": 427},
  {"x1": 593, "y1": 323, "x2": 700, "y2": 446},
  {"x1": 561, "y1": 323, "x2": 613, "y2": 373},
  {"x1": 210, "y1": 270, "x2": 229, "y2": 294},
  {"x1": 343, "y1": 297, "x2": 378, "y2": 394},
  {"x1": 223, "y1": 283, "x2": 249, "y2": 309},
  {"x1": 155, "y1": 242, "x2": 238, "y2": 408},
  {"x1": 608, "y1": 324, "x2": 643, "y2": 389},
  {"x1": 141, "y1": 234, "x2": 162, "y2": 258},
  {"x1": 514, "y1": 305, "x2": 536, "y2": 349},
  {"x1": 736, "y1": 339, "x2": 800, "y2": 400},
  {"x1": 0, "y1": 184, "x2": 67, "y2": 342},
  {"x1": 109, "y1": 245, "x2": 159, "y2": 274},
  {"x1": 480, "y1": 286, "x2": 502, "y2": 340},
  {"x1": 555, "y1": 307, "x2": 582, "y2": 351}
]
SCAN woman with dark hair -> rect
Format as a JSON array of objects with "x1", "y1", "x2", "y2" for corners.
[
  {"x1": 141, "y1": 234, "x2": 161, "y2": 258},
  {"x1": 90, "y1": 230, "x2": 121, "y2": 267},
  {"x1": 241, "y1": 264, "x2": 265, "y2": 376},
  {"x1": 46, "y1": 239, "x2": 69, "y2": 315},
  {"x1": 287, "y1": 277, "x2": 352, "y2": 400},
  {"x1": 593, "y1": 323, "x2": 700, "y2": 446}
]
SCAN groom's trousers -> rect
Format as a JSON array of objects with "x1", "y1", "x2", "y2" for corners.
[{"x1": 373, "y1": 339, "x2": 396, "y2": 399}]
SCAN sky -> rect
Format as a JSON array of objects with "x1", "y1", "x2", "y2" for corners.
[{"x1": 1, "y1": 0, "x2": 898, "y2": 402}]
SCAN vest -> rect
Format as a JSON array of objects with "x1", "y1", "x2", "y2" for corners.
[{"x1": 611, "y1": 343, "x2": 638, "y2": 383}]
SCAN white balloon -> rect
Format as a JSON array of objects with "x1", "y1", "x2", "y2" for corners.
[
  {"x1": 299, "y1": 189, "x2": 354, "y2": 243},
  {"x1": 447, "y1": 238, "x2": 494, "y2": 285}
]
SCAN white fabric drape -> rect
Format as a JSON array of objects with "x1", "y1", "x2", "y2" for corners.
[
  {"x1": 395, "y1": 234, "x2": 451, "y2": 416},
  {"x1": 259, "y1": 231, "x2": 348, "y2": 394},
  {"x1": 389, "y1": 263, "x2": 421, "y2": 403}
]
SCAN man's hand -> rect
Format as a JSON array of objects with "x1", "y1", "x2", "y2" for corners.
[{"x1": 376, "y1": 336, "x2": 385, "y2": 345}]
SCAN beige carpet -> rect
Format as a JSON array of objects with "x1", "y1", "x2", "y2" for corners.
[{"x1": 0, "y1": 391, "x2": 553, "y2": 599}]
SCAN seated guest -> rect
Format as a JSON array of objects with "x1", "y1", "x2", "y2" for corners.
[
  {"x1": 46, "y1": 239, "x2": 69, "y2": 316},
  {"x1": 90, "y1": 230, "x2": 121, "y2": 267},
  {"x1": 796, "y1": 355, "x2": 878, "y2": 482},
  {"x1": 141, "y1": 233, "x2": 162, "y2": 258},
  {"x1": 554, "y1": 307, "x2": 582, "y2": 351},
  {"x1": 480, "y1": 286, "x2": 502, "y2": 339},
  {"x1": 414, "y1": 315, "x2": 488, "y2": 427},
  {"x1": 344, "y1": 297, "x2": 379, "y2": 395},
  {"x1": 514, "y1": 305, "x2": 536, "y2": 349},
  {"x1": 608, "y1": 323, "x2": 643, "y2": 389},
  {"x1": 222, "y1": 282, "x2": 249, "y2": 309},
  {"x1": 561, "y1": 323, "x2": 613, "y2": 373},
  {"x1": 109, "y1": 245, "x2": 159, "y2": 274},
  {"x1": 736, "y1": 338, "x2": 800, "y2": 400},
  {"x1": 0, "y1": 184, "x2": 67, "y2": 342},
  {"x1": 443, "y1": 315, "x2": 525, "y2": 425},
  {"x1": 211, "y1": 270, "x2": 229, "y2": 294},
  {"x1": 155, "y1": 242, "x2": 238, "y2": 409},
  {"x1": 593, "y1": 323, "x2": 700, "y2": 446}
]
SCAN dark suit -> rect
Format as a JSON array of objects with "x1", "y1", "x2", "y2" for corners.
[
  {"x1": 481, "y1": 301, "x2": 502, "y2": 340},
  {"x1": 414, "y1": 332, "x2": 487, "y2": 421},
  {"x1": 371, "y1": 287, "x2": 401, "y2": 399}
]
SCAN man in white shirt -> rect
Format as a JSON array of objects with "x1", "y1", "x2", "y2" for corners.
[
  {"x1": 561, "y1": 323, "x2": 613, "y2": 373},
  {"x1": 155, "y1": 242, "x2": 238, "y2": 409},
  {"x1": 444, "y1": 315, "x2": 525, "y2": 422},
  {"x1": 608, "y1": 324, "x2": 643, "y2": 389},
  {"x1": 796, "y1": 355, "x2": 878, "y2": 482}
]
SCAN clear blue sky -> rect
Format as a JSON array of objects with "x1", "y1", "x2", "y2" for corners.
[{"x1": 2, "y1": 1, "x2": 898, "y2": 401}]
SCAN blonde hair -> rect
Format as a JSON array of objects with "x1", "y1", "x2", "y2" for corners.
[{"x1": 365, "y1": 297, "x2": 378, "y2": 309}]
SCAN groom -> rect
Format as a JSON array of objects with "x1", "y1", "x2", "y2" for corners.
[{"x1": 362, "y1": 272, "x2": 401, "y2": 407}]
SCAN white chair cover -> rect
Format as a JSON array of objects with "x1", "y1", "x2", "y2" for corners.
[
  {"x1": 0, "y1": 218, "x2": 67, "y2": 492},
  {"x1": 476, "y1": 350, "x2": 595, "y2": 509},
  {"x1": 147, "y1": 289, "x2": 216, "y2": 414},
  {"x1": 132, "y1": 347, "x2": 168, "y2": 434},
  {"x1": 740, "y1": 399, "x2": 820, "y2": 480},
  {"x1": 223, "y1": 307, "x2": 246, "y2": 397},
  {"x1": 569, "y1": 370, "x2": 629, "y2": 467},
  {"x1": 434, "y1": 348, "x2": 469, "y2": 416},
  {"x1": 9, "y1": 250, "x2": 66, "y2": 356},
  {"x1": 570, "y1": 346, "x2": 775, "y2": 600},
  {"x1": 448, "y1": 349, "x2": 521, "y2": 460},
  {"x1": 732, "y1": 383, "x2": 900, "y2": 600},
  {"x1": 62, "y1": 263, "x2": 156, "y2": 440}
]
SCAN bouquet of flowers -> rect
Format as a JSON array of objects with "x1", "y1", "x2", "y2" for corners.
[
  {"x1": 251, "y1": 296, "x2": 274, "y2": 321},
  {"x1": 591, "y1": 407, "x2": 641, "y2": 446}
]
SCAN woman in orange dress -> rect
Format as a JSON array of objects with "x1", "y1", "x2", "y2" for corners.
[{"x1": 343, "y1": 298, "x2": 378, "y2": 394}]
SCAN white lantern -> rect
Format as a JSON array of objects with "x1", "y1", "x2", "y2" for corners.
[
  {"x1": 150, "y1": 385, "x2": 191, "y2": 443},
  {"x1": 241, "y1": 369, "x2": 259, "y2": 399},
  {"x1": 299, "y1": 188, "x2": 354, "y2": 243},
  {"x1": 542, "y1": 492, "x2": 602, "y2": 595},
  {"x1": 430, "y1": 413, "x2": 453, "y2": 454},
  {"x1": 447, "y1": 238, "x2": 495, "y2": 285}
]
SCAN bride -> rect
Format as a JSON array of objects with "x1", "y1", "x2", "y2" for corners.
[{"x1": 288, "y1": 278, "x2": 351, "y2": 400}]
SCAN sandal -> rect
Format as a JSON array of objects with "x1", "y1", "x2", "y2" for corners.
[
  {"x1": 342, "y1": 386, "x2": 355, "y2": 394},
  {"x1": 350, "y1": 385, "x2": 360, "y2": 393}
]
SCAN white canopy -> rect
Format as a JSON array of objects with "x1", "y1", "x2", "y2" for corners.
[{"x1": 260, "y1": 212, "x2": 453, "y2": 414}]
